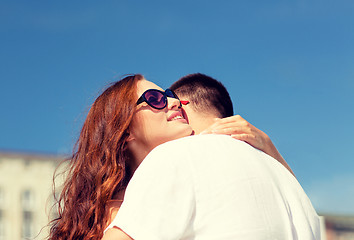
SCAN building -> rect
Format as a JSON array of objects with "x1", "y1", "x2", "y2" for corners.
[
  {"x1": 321, "y1": 214, "x2": 354, "y2": 240},
  {"x1": 0, "y1": 151, "x2": 65, "y2": 240}
]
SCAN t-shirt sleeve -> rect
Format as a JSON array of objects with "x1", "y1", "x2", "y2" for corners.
[{"x1": 109, "y1": 144, "x2": 195, "y2": 240}]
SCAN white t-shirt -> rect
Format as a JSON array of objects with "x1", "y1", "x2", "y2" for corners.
[{"x1": 106, "y1": 135, "x2": 320, "y2": 240}]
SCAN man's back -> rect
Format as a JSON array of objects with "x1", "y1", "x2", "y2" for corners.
[{"x1": 111, "y1": 135, "x2": 320, "y2": 239}]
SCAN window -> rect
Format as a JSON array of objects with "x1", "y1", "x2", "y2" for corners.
[
  {"x1": 21, "y1": 190, "x2": 34, "y2": 211},
  {"x1": 0, "y1": 210, "x2": 4, "y2": 240},
  {"x1": 21, "y1": 190, "x2": 35, "y2": 239},
  {"x1": 22, "y1": 211, "x2": 34, "y2": 239},
  {"x1": 0, "y1": 189, "x2": 4, "y2": 240},
  {"x1": 0, "y1": 188, "x2": 4, "y2": 207}
]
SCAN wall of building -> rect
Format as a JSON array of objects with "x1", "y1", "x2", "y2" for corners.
[{"x1": 0, "y1": 152, "x2": 64, "y2": 240}]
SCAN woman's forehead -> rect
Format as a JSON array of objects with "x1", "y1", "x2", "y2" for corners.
[{"x1": 136, "y1": 79, "x2": 164, "y2": 96}]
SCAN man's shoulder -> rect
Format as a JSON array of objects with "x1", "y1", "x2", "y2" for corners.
[
  {"x1": 151, "y1": 134, "x2": 253, "y2": 158},
  {"x1": 157, "y1": 134, "x2": 241, "y2": 149},
  {"x1": 141, "y1": 134, "x2": 266, "y2": 172},
  {"x1": 144, "y1": 135, "x2": 232, "y2": 163}
]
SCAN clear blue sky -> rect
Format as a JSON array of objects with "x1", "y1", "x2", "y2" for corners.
[{"x1": 1, "y1": 0, "x2": 353, "y2": 215}]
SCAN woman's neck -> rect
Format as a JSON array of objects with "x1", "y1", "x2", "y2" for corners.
[{"x1": 128, "y1": 144, "x2": 151, "y2": 173}]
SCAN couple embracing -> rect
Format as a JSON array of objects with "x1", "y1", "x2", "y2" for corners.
[{"x1": 49, "y1": 73, "x2": 320, "y2": 240}]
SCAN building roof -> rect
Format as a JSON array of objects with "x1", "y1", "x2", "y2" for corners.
[{"x1": 0, "y1": 150, "x2": 66, "y2": 162}]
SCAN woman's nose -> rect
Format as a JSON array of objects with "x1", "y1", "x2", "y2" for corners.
[{"x1": 167, "y1": 97, "x2": 182, "y2": 110}]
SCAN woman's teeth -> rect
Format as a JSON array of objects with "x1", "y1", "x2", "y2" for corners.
[{"x1": 172, "y1": 115, "x2": 183, "y2": 121}]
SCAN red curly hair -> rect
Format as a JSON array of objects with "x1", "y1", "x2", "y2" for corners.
[{"x1": 48, "y1": 74, "x2": 143, "y2": 240}]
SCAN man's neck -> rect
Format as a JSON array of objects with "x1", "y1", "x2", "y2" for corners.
[{"x1": 191, "y1": 115, "x2": 218, "y2": 134}]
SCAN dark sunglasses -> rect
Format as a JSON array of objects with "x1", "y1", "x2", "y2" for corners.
[{"x1": 136, "y1": 89, "x2": 181, "y2": 110}]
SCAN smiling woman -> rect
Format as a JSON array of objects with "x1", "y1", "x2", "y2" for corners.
[
  {"x1": 48, "y1": 74, "x2": 193, "y2": 240},
  {"x1": 128, "y1": 79, "x2": 192, "y2": 168}
]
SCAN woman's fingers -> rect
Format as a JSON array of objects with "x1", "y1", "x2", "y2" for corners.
[
  {"x1": 210, "y1": 116, "x2": 253, "y2": 134},
  {"x1": 231, "y1": 133, "x2": 265, "y2": 150},
  {"x1": 201, "y1": 115, "x2": 267, "y2": 150}
]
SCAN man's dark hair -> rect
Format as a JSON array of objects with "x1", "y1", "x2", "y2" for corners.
[{"x1": 170, "y1": 73, "x2": 233, "y2": 118}]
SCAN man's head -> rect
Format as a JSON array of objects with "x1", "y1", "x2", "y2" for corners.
[{"x1": 170, "y1": 73, "x2": 233, "y2": 134}]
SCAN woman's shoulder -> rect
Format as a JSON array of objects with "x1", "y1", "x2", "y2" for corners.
[
  {"x1": 103, "y1": 199, "x2": 123, "y2": 234},
  {"x1": 102, "y1": 227, "x2": 132, "y2": 240}
]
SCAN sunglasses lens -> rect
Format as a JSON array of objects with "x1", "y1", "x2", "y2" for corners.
[
  {"x1": 165, "y1": 89, "x2": 178, "y2": 99},
  {"x1": 144, "y1": 90, "x2": 166, "y2": 109}
]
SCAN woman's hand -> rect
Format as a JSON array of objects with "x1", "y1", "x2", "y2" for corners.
[
  {"x1": 201, "y1": 115, "x2": 270, "y2": 153},
  {"x1": 200, "y1": 115, "x2": 295, "y2": 177}
]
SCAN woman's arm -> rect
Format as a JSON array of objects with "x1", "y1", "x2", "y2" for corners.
[{"x1": 200, "y1": 115, "x2": 295, "y2": 177}]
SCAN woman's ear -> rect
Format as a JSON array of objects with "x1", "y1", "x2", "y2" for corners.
[{"x1": 126, "y1": 131, "x2": 135, "y2": 142}]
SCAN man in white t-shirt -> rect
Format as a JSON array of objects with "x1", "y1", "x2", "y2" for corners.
[
  {"x1": 104, "y1": 74, "x2": 320, "y2": 239},
  {"x1": 170, "y1": 73, "x2": 294, "y2": 176}
]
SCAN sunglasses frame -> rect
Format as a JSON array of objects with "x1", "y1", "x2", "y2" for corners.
[{"x1": 136, "y1": 89, "x2": 181, "y2": 110}]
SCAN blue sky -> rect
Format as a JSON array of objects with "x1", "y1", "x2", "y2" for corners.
[{"x1": 1, "y1": 0, "x2": 353, "y2": 215}]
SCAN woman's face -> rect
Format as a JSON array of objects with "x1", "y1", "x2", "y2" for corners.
[{"x1": 128, "y1": 79, "x2": 193, "y2": 159}]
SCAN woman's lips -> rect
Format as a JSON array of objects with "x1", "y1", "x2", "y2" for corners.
[{"x1": 168, "y1": 111, "x2": 187, "y2": 123}]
